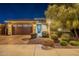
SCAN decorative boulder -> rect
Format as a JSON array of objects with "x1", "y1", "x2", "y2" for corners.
[{"x1": 41, "y1": 39, "x2": 54, "y2": 47}]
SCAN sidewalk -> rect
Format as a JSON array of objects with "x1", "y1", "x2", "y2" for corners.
[{"x1": 0, "y1": 44, "x2": 79, "y2": 56}]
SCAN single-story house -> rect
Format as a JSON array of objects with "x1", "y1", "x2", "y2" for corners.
[{"x1": 0, "y1": 18, "x2": 49, "y2": 37}]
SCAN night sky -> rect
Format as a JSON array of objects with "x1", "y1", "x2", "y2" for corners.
[{"x1": 0, "y1": 3, "x2": 48, "y2": 23}]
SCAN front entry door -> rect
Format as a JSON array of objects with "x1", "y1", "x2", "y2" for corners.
[{"x1": 36, "y1": 24, "x2": 42, "y2": 37}]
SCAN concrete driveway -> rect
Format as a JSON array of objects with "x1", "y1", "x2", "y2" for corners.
[
  {"x1": 0, "y1": 35, "x2": 30, "y2": 44},
  {"x1": 0, "y1": 44, "x2": 79, "y2": 56}
]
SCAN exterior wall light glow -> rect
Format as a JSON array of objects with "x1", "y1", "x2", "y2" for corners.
[{"x1": 58, "y1": 28, "x2": 62, "y2": 32}]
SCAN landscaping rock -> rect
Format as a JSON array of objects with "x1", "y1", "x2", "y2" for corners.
[{"x1": 41, "y1": 39, "x2": 54, "y2": 47}]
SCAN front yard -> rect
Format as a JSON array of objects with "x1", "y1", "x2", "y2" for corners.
[{"x1": 0, "y1": 35, "x2": 78, "y2": 56}]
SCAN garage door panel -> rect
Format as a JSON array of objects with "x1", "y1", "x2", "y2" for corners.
[
  {"x1": 12, "y1": 24, "x2": 32, "y2": 35},
  {"x1": 23, "y1": 27, "x2": 32, "y2": 35}
]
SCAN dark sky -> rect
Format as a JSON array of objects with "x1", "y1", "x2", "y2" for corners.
[{"x1": 0, "y1": 3, "x2": 48, "y2": 23}]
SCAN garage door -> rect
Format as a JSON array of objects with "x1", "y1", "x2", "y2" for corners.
[{"x1": 12, "y1": 24, "x2": 32, "y2": 35}]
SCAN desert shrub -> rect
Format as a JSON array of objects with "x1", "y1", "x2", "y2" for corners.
[
  {"x1": 51, "y1": 33, "x2": 58, "y2": 39},
  {"x1": 60, "y1": 33, "x2": 71, "y2": 42},
  {"x1": 55, "y1": 30, "x2": 62, "y2": 37},
  {"x1": 61, "y1": 38, "x2": 70, "y2": 42},
  {"x1": 60, "y1": 40, "x2": 68, "y2": 46},
  {"x1": 61, "y1": 33, "x2": 71, "y2": 39},
  {"x1": 51, "y1": 33, "x2": 59, "y2": 43},
  {"x1": 69, "y1": 41, "x2": 79, "y2": 46},
  {"x1": 42, "y1": 31, "x2": 49, "y2": 38},
  {"x1": 31, "y1": 33, "x2": 37, "y2": 39}
]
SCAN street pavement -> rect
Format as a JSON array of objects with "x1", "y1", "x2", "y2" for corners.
[{"x1": 0, "y1": 44, "x2": 79, "y2": 56}]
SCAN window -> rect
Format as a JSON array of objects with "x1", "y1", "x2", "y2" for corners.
[
  {"x1": 18, "y1": 25, "x2": 22, "y2": 27},
  {"x1": 13, "y1": 25, "x2": 17, "y2": 27},
  {"x1": 23, "y1": 24, "x2": 32, "y2": 27}
]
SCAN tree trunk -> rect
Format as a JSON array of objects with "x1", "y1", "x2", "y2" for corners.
[{"x1": 74, "y1": 29, "x2": 78, "y2": 40}]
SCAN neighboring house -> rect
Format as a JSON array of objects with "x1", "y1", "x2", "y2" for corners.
[{"x1": 0, "y1": 18, "x2": 49, "y2": 37}]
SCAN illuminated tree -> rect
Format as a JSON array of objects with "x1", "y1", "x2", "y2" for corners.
[{"x1": 45, "y1": 4, "x2": 79, "y2": 38}]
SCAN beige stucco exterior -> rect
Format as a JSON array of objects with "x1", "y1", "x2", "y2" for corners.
[
  {"x1": 7, "y1": 23, "x2": 12, "y2": 35},
  {"x1": 0, "y1": 19, "x2": 49, "y2": 35},
  {"x1": 6, "y1": 20, "x2": 37, "y2": 35}
]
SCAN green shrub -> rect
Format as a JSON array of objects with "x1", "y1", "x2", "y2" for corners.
[
  {"x1": 60, "y1": 33, "x2": 71, "y2": 42},
  {"x1": 51, "y1": 33, "x2": 59, "y2": 43},
  {"x1": 60, "y1": 41, "x2": 68, "y2": 46},
  {"x1": 57, "y1": 31, "x2": 62, "y2": 37},
  {"x1": 51, "y1": 33, "x2": 58, "y2": 39},
  {"x1": 31, "y1": 33, "x2": 37, "y2": 39},
  {"x1": 69, "y1": 41, "x2": 79, "y2": 46},
  {"x1": 62, "y1": 38, "x2": 70, "y2": 42},
  {"x1": 61, "y1": 33, "x2": 71, "y2": 39},
  {"x1": 42, "y1": 31, "x2": 49, "y2": 38}
]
